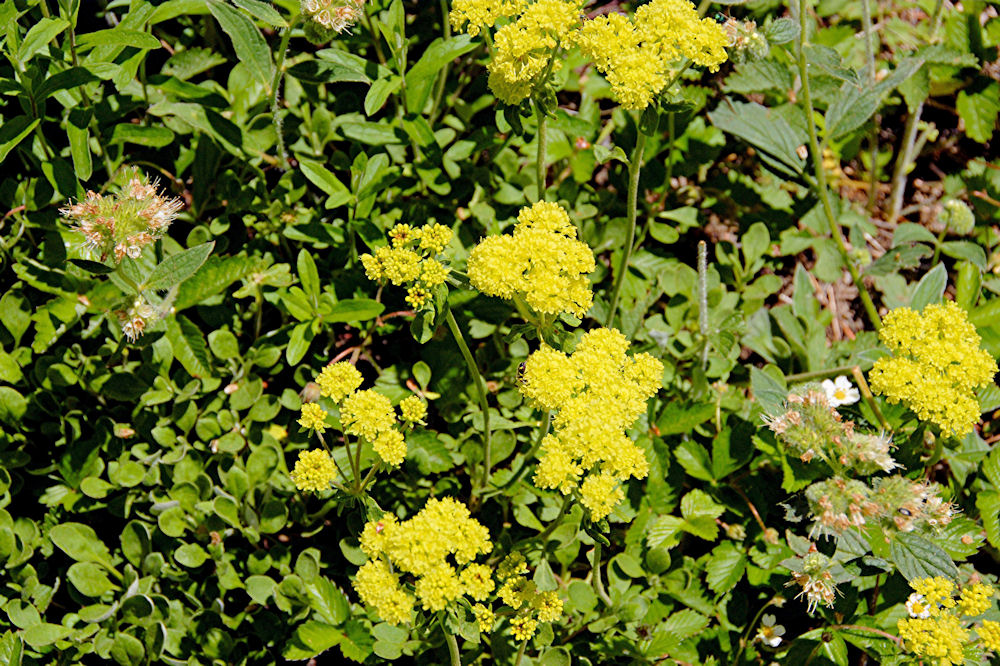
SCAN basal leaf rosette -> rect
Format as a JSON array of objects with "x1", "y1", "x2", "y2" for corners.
[{"x1": 518, "y1": 328, "x2": 663, "y2": 522}]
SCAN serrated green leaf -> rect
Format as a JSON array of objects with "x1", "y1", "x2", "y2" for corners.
[
  {"x1": 890, "y1": 532, "x2": 959, "y2": 582},
  {"x1": 956, "y1": 82, "x2": 1000, "y2": 144},
  {"x1": 705, "y1": 542, "x2": 746, "y2": 594},
  {"x1": 909, "y1": 262, "x2": 947, "y2": 311},
  {"x1": 165, "y1": 315, "x2": 214, "y2": 378}
]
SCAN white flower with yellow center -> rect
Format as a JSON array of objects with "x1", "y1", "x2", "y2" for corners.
[
  {"x1": 821, "y1": 376, "x2": 860, "y2": 407},
  {"x1": 906, "y1": 592, "x2": 931, "y2": 619},
  {"x1": 756, "y1": 614, "x2": 785, "y2": 647}
]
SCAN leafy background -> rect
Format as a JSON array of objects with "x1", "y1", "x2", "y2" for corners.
[{"x1": 1, "y1": 0, "x2": 1000, "y2": 664}]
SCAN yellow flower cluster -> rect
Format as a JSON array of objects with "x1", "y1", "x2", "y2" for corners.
[
  {"x1": 897, "y1": 577, "x2": 1000, "y2": 664},
  {"x1": 354, "y1": 497, "x2": 492, "y2": 622},
  {"x1": 489, "y1": 553, "x2": 563, "y2": 640},
  {"x1": 981, "y1": 620, "x2": 1000, "y2": 652},
  {"x1": 484, "y1": 0, "x2": 581, "y2": 104},
  {"x1": 399, "y1": 395, "x2": 427, "y2": 423},
  {"x1": 361, "y1": 223, "x2": 453, "y2": 308},
  {"x1": 575, "y1": 0, "x2": 728, "y2": 109},
  {"x1": 290, "y1": 449, "x2": 338, "y2": 492},
  {"x1": 449, "y1": 0, "x2": 526, "y2": 36},
  {"x1": 898, "y1": 613, "x2": 967, "y2": 665},
  {"x1": 297, "y1": 362, "x2": 420, "y2": 467},
  {"x1": 298, "y1": 402, "x2": 330, "y2": 432},
  {"x1": 869, "y1": 301, "x2": 997, "y2": 435},
  {"x1": 467, "y1": 201, "x2": 595, "y2": 317},
  {"x1": 519, "y1": 328, "x2": 662, "y2": 521}
]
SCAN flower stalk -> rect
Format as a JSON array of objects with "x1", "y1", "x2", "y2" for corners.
[{"x1": 445, "y1": 307, "x2": 493, "y2": 491}]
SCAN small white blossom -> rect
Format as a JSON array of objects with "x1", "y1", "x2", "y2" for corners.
[
  {"x1": 821, "y1": 376, "x2": 860, "y2": 407},
  {"x1": 756, "y1": 614, "x2": 785, "y2": 647},
  {"x1": 906, "y1": 592, "x2": 931, "y2": 619}
]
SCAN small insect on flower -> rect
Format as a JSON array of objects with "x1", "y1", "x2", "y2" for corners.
[{"x1": 821, "y1": 376, "x2": 860, "y2": 407}]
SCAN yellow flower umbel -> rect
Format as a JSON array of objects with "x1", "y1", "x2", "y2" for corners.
[
  {"x1": 493, "y1": 553, "x2": 564, "y2": 640},
  {"x1": 354, "y1": 498, "x2": 492, "y2": 622},
  {"x1": 869, "y1": 301, "x2": 997, "y2": 436},
  {"x1": 467, "y1": 201, "x2": 596, "y2": 319},
  {"x1": 519, "y1": 328, "x2": 662, "y2": 521},
  {"x1": 290, "y1": 449, "x2": 338, "y2": 492},
  {"x1": 62, "y1": 167, "x2": 183, "y2": 263},
  {"x1": 361, "y1": 223, "x2": 453, "y2": 309},
  {"x1": 897, "y1": 577, "x2": 999, "y2": 665},
  {"x1": 484, "y1": 0, "x2": 581, "y2": 104},
  {"x1": 449, "y1": 0, "x2": 526, "y2": 36},
  {"x1": 575, "y1": 0, "x2": 728, "y2": 110}
]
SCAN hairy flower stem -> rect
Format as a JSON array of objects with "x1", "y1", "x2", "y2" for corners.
[
  {"x1": 698, "y1": 240, "x2": 710, "y2": 371},
  {"x1": 861, "y1": 0, "x2": 878, "y2": 211},
  {"x1": 445, "y1": 307, "x2": 493, "y2": 491},
  {"x1": 729, "y1": 601, "x2": 775, "y2": 666},
  {"x1": 270, "y1": 15, "x2": 299, "y2": 170},
  {"x1": 796, "y1": 0, "x2": 882, "y2": 331},
  {"x1": 442, "y1": 619, "x2": 462, "y2": 666},
  {"x1": 605, "y1": 129, "x2": 647, "y2": 327},
  {"x1": 785, "y1": 364, "x2": 859, "y2": 382},
  {"x1": 535, "y1": 104, "x2": 548, "y2": 201},
  {"x1": 592, "y1": 543, "x2": 613, "y2": 606}
]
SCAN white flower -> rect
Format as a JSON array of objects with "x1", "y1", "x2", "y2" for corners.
[
  {"x1": 821, "y1": 376, "x2": 860, "y2": 407},
  {"x1": 906, "y1": 593, "x2": 931, "y2": 619},
  {"x1": 756, "y1": 614, "x2": 785, "y2": 647}
]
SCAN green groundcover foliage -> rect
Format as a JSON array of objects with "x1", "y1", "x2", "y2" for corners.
[{"x1": 3, "y1": 0, "x2": 1000, "y2": 664}]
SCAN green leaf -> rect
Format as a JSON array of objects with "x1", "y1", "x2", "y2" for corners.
[
  {"x1": 283, "y1": 621, "x2": 342, "y2": 660},
  {"x1": 764, "y1": 17, "x2": 799, "y2": 44},
  {"x1": 984, "y1": 446, "x2": 1000, "y2": 489},
  {"x1": 750, "y1": 366, "x2": 787, "y2": 415},
  {"x1": 890, "y1": 532, "x2": 959, "y2": 582},
  {"x1": 298, "y1": 158, "x2": 352, "y2": 209},
  {"x1": 892, "y1": 222, "x2": 936, "y2": 246},
  {"x1": 22, "y1": 624, "x2": 72, "y2": 648},
  {"x1": 326, "y1": 299, "x2": 385, "y2": 323},
  {"x1": 18, "y1": 17, "x2": 69, "y2": 63},
  {"x1": 286, "y1": 321, "x2": 315, "y2": 366},
  {"x1": 0, "y1": 632, "x2": 23, "y2": 666},
  {"x1": 680, "y1": 489, "x2": 725, "y2": 541},
  {"x1": 0, "y1": 117, "x2": 41, "y2": 163},
  {"x1": 111, "y1": 632, "x2": 145, "y2": 666},
  {"x1": 977, "y1": 492, "x2": 1000, "y2": 549},
  {"x1": 956, "y1": 82, "x2": 1000, "y2": 144},
  {"x1": 231, "y1": 0, "x2": 286, "y2": 26},
  {"x1": 165, "y1": 315, "x2": 214, "y2": 378},
  {"x1": 909, "y1": 262, "x2": 947, "y2": 311},
  {"x1": 647, "y1": 515, "x2": 684, "y2": 550},
  {"x1": 307, "y1": 578, "x2": 350, "y2": 626},
  {"x1": 175, "y1": 255, "x2": 260, "y2": 311},
  {"x1": 705, "y1": 542, "x2": 746, "y2": 595},
  {"x1": 110, "y1": 124, "x2": 176, "y2": 148},
  {"x1": 174, "y1": 543, "x2": 209, "y2": 567},
  {"x1": 709, "y1": 100, "x2": 804, "y2": 175},
  {"x1": 77, "y1": 29, "x2": 161, "y2": 50},
  {"x1": 207, "y1": 0, "x2": 274, "y2": 90},
  {"x1": 49, "y1": 523, "x2": 115, "y2": 568},
  {"x1": 297, "y1": 249, "x2": 320, "y2": 302},
  {"x1": 67, "y1": 562, "x2": 118, "y2": 597},
  {"x1": 143, "y1": 242, "x2": 215, "y2": 291},
  {"x1": 67, "y1": 121, "x2": 92, "y2": 181},
  {"x1": 405, "y1": 35, "x2": 477, "y2": 113}
]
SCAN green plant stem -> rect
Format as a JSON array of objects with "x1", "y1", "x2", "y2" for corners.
[
  {"x1": 513, "y1": 640, "x2": 528, "y2": 666},
  {"x1": 930, "y1": 226, "x2": 947, "y2": 265},
  {"x1": 533, "y1": 495, "x2": 570, "y2": 544},
  {"x1": 498, "y1": 410, "x2": 551, "y2": 492},
  {"x1": 535, "y1": 104, "x2": 548, "y2": 201},
  {"x1": 592, "y1": 543, "x2": 612, "y2": 606},
  {"x1": 785, "y1": 364, "x2": 859, "y2": 383},
  {"x1": 605, "y1": 129, "x2": 647, "y2": 327},
  {"x1": 445, "y1": 307, "x2": 492, "y2": 491},
  {"x1": 887, "y1": 102, "x2": 923, "y2": 225},
  {"x1": 442, "y1": 619, "x2": 462, "y2": 666},
  {"x1": 270, "y1": 16, "x2": 298, "y2": 169},
  {"x1": 861, "y1": 0, "x2": 878, "y2": 211},
  {"x1": 427, "y1": 0, "x2": 452, "y2": 124},
  {"x1": 850, "y1": 365, "x2": 890, "y2": 432},
  {"x1": 698, "y1": 240, "x2": 710, "y2": 371},
  {"x1": 796, "y1": 0, "x2": 882, "y2": 330},
  {"x1": 729, "y1": 601, "x2": 773, "y2": 666}
]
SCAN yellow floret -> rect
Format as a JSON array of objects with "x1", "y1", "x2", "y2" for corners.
[
  {"x1": 579, "y1": 472, "x2": 623, "y2": 522},
  {"x1": 911, "y1": 577, "x2": 957, "y2": 612},
  {"x1": 315, "y1": 361, "x2": 363, "y2": 402},
  {"x1": 897, "y1": 614, "x2": 967, "y2": 665},
  {"x1": 297, "y1": 402, "x2": 330, "y2": 433},
  {"x1": 372, "y1": 429, "x2": 407, "y2": 466},
  {"x1": 290, "y1": 449, "x2": 338, "y2": 492},
  {"x1": 870, "y1": 301, "x2": 997, "y2": 435},
  {"x1": 399, "y1": 395, "x2": 428, "y2": 423},
  {"x1": 980, "y1": 620, "x2": 1000, "y2": 652},
  {"x1": 472, "y1": 603, "x2": 496, "y2": 632},
  {"x1": 353, "y1": 559, "x2": 415, "y2": 625},
  {"x1": 416, "y1": 223, "x2": 453, "y2": 253},
  {"x1": 450, "y1": 0, "x2": 526, "y2": 36},
  {"x1": 460, "y1": 563, "x2": 496, "y2": 601},
  {"x1": 467, "y1": 201, "x2": 595, "y2": 317},
  {"x1": 511, "y1": 615, "x2": 538, "y2": 641},
  {"x1": 340, "y1": 389, "x2": 396, "y2": 440},
  {"x1": 534, "y1": 590, "x2": 563, "y2": 622},
  {"x1": 958, "y1": 583, "x2": 994, "y2": 617}
]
